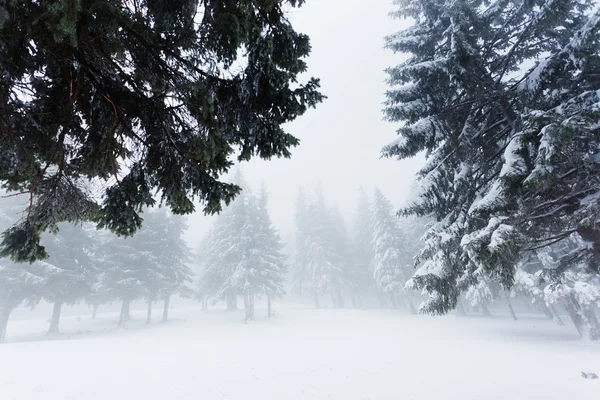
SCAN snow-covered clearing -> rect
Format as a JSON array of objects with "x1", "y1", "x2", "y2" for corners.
[{"x1": 0, "y1": 304, "x2": 598, "y2": 400}]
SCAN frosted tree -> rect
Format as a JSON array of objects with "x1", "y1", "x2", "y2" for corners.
[
  {"x1": 252, "y1": 185, "x2": 287, "y2": 318},
  {"x1": 40, "y1": 222, "x2": 98, "y2": 334},
  {"x1": 96, "y1": 235, "x2": 150, "y2": 327},
  {"x1": 384, "y1": 0, "x2": 600, "y2": 332},
  {"x1": 292, "y1": 187, "x2": 310, "y2": 296},
  {"x1": 371, "y1": 189, "x2": 409, "y2": 309},
  {"x1": 328, "y1": 205, "x2": 354, "y2": 308},
  {"x1": 196, "y1": 174, "x2": 251, "y2": 311},
  {"x1": 133, "y1": 209, "x2": 193, "y2": 323},
  {"x1": 293, "y1": 186, "x2": 346, "y2": 308},
  {"x1": 350, "y1": 188, "x2": 375, "y2": 307}
]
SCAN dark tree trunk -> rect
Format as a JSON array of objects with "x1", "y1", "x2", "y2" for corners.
[
  {"x1": 480, "y1": 301, "x2": 491, "y2": 317},
  {"x1": 47, "y1": 301, "x2": 62, "y2": 335},
  {"x1": 314, "y1": 291, "x2": 320, "y2": 309},
  {"x1": 146, "y1": 299, "x2": 152, "y2": 324},
  {"x1": 504, "y1": 292, "x2": 517, "y2": 321},
  {"x1": 163, "y1": 295, "x2": 170, "y2": 322},
  {"x1": 549, "y1": 303, "x2": 565, "y2": 326},
  {"x1": 0, "y1": 294, "x2": 16, "y2": 344},
  {"x1": 267, "y1": 296, "x2": 272, "y2": 318},
  {"x1": 118, "y1": 299, "x2": 130, "y2": 327},
  {"x1": 92, "y1": 304, "x2": 98, "y2": 319},
  {"x1": 335, "y1": 289, "x2": 344, "y2": 308}
]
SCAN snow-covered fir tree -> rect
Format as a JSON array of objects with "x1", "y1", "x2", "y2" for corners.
[
  {"x1": 40, "y1": 222, "x2": 98, "y2": 334},
  {"x1": 371, "y1": 189, "x2": 409, "y2": 309},
  {"x1": 196, "y1": 174, "x2": 287, "y2": 321},
  {"x1": 132, "y1": 209, "x2": 194, "y2": 323},
  {"x1": 196, "y1": 173, "x2": 250, "y2": 312},
  {"x1": 350, "y1": 188, "x2": 375, "y2": 307},
  {"x1": 293, "y1": 185, "x2": 346, "y2": 308},
  {"x1": 252, "y1": 185, "x2": 287, "y2": 318},
  {"x1": 96, "y1": 234, "x2": 150, "y2": 327},
  {"x1": 384, "y1": 0, "x2": 600, "y2": 336}
]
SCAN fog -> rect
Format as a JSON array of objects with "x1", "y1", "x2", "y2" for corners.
[
  {"x1": 184, "y1": 0, "x2": 423, "y2": 246},
  {"x1": 1, "y1": 1, "x2": 599, "y2": 399}
]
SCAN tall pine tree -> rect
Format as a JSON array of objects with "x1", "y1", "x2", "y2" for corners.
[{"x1": 384, "y1": 0, "x2": 600, "y2": 332}]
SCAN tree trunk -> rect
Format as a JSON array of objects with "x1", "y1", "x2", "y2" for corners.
[
  {"x1": 537, "y1": 301, "x2": 555, "y2": 319},
  {"x1": 202, "y1": 296, "x2": 208, "y2": 311},
  {"x1": 313, "y1": 291, "x2": 320, "y2": 309},
  {"x1": 47, "y1": 301, "x2": 62, "y2": 335},
  {"x1": 162, "y1": 295, "x2": 170, "y2": 322},
  {"x1": 480, "y1": 301, "x2": 491, "y2": 317},
  {"x1": 504, "y1": 292, "x2": 517, "y2": 321},
  {"x1": 244, "y1": 291, "x2": 255, "y2": 323},
  {"x1": 549, "y1": 303, "x2": 565, "y2": 326},
  {"x1": 330, "y1": 291, "x2": 338, "y2": 308},
  {"x1": 582, "y1": 305, "x2": 600, "y2": 340},
  {"x1": 390, "y1": 294, "x2": 398, "y2": 309},
  {"x1": 0, "y1": 294, "x2": 16, "y2": 344},
  {"x1": 92, "y1": 304, "x2": 98, "y2": 319},
  {"x1": 562, "y1": 296, "x2": 600, "y2": 339},
  {"x1": 350, "y1": 292, "x2": 358, "y2": 308},
  {"x1": 455, "y1": 298, "x2": 467, "y2": 316},
  {"x1": 226, "y1": 294, "x2": 237, "y2": 311},
  {"x1": 267, "y1": 296, "x2": 272, "y2": 318},
  {"x1": 563, "y1": 298, "x2": 584, "y2": 337},
  {"x1": 335, "y1": 289, "x2": 344, "y2": 309},
  {"x1": 146, "y1": 299, "x2": 152, "y2": 324},
  {"x1": 118, "y1": 299, "x2": 130, "y2": 328}
]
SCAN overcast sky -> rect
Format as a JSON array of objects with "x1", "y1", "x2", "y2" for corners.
[{"x1": 185, "y1": 0, "x2": 423, "y2": 248}]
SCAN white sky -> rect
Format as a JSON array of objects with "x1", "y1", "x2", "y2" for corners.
[{"x1": 184, "y1": 0, "x2": 422, "y2": 248}]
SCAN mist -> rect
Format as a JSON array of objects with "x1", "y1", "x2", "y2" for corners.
[{"x1": 1, "y1": 0, "x2": 599, "y2": 399}]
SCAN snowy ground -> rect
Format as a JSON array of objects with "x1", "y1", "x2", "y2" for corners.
[{"x1": 0, "y1": 303, "x2": 599, "y2": 400}]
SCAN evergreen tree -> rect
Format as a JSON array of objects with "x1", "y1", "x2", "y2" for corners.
[
  {"x1": 95, "y1": 234, "x2": 150, "y2": 327},
  {"x1": 39, "y1": 222, "x2": 97, "y2": 334},
  {"x1": 132, "y1": 209, "x2": 193, "y2": 323},
  {"x1": 328, "y1": 206, "x2": 352, "y2": 308},
  {"x1": 350, "y1": 188, "x2": 375, "y2": 306},
  {"x1": 371, "y1": 189, "x2": 407, "y2": 308},
  {"x1": 196, "y1": 173, "x2": 250, "y2": 311},
  {"x1": 383, "y1": 0, "x2": 600, "y2": 325},
  {"x1": 292, "y1": 187, "x2": 310, "y2": 296},
  {"x1": 252, "y1": 185, "x2": 287, "y2": 318},
  {"x1": 293, "y1": 186, "x2": 345, "y2": 308},
  {"x1": 0, "y1": 0, "x2": 323, "y2": 263},
  {"x1": 196, "y1": 177, "x2": 286, "y2": 321}
]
